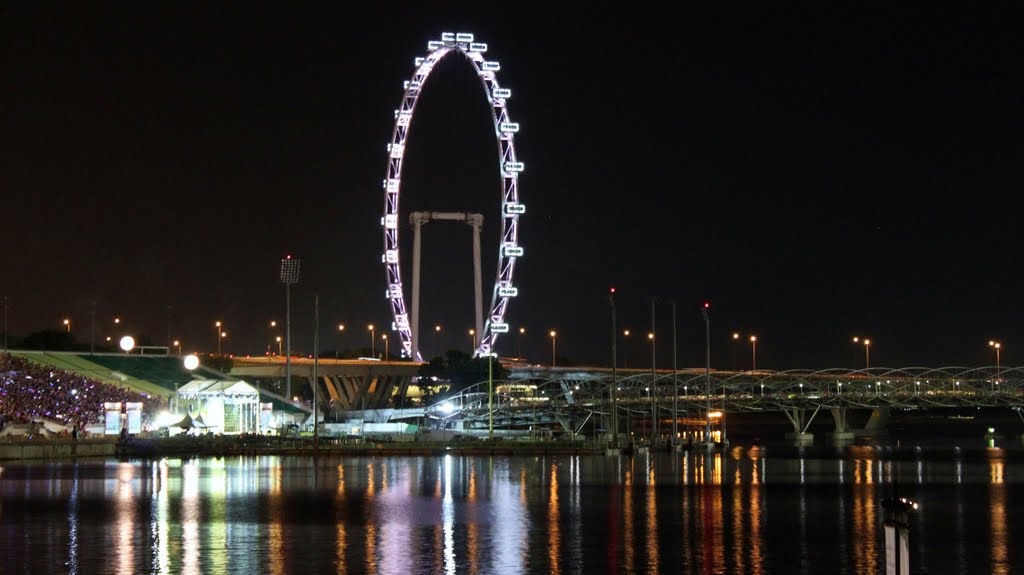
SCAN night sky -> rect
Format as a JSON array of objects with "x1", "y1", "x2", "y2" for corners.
[{"x1": 2, "y1": 4, "x2": 1021, "y2": 369}]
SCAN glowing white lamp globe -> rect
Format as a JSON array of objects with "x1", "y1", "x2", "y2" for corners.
[
  {"x1": 183, "y1": 354, "x2": 200, "y2": 371},
  {"x1": 119, "y1": 336, "x2": 135, "y2": 352}
]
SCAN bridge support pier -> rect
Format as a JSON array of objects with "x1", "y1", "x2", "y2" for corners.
[
  {"x1": 784, "y1": 405, "x2": 820, "y2": 446},
  {"x1": 828, "y1": 407, "x2": 855, "y2": 445}
]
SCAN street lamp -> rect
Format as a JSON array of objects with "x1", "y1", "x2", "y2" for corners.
[
  {"x1": 989, "y1": 340, "x2": 1002, "y2": 388},
  {"x1": 63, "y1": 318, "x2": 71, "y2": 333},
  {"x1": 173, "y1": 340, "x2": 181, "y2": 355},
  {"x1": 853, "y1": 337, "x2": 870, "y2": 369},
  {"x1": 382, "y1": 334, "x2": 388, "y2": 361},
  {"x1": 469, "y1": 328, "x2": 476, "y2": 351},
  {"x1": 337, "y1": 324, "x2": 345, "y2": 359},
  {"x1": 280, "y1": 254, "x2": 302, "y2": 402},
  {"x1": 750, "y1": 335, "x2": 757, "y2": 372},
  {"x1": 276, "y1": 336, "x2": 282, "y2": 356},
  {"x1": 215, "y1": 321, "x2": 223, "y2": 355},
  {"x1": 368, "y1": 324, "x2": 375, "y2": 357},
  {"x1": 550, "y1": 330, "x2": 557, "y2": 367},
  {"x1": 517, "y1": 326, "x2": 525, "y2": 359}
]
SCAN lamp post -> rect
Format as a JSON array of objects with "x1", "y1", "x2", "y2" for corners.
[
  {"x1": 853, "y1": 336, "x2": 870, "y2": 369},
  {"x1": 648, "y1": 330, "x2": 656, "y2": 444},
  {"x1": 549, "y1": 330, "x2": 557, "y2": 367},
  {"x1": 63, "y1": 318, "x2": 71, "y2": 333},
  {"x1": 469, "y1": 329, "x2": 476, "y2": 352},
  {"x1": 517, "y1": 326, "x2": 525, "y2": 359},
  {"x1": 434, "y1": 324, "x2": 442, "y2": 359},
  {"x1": 750, "y1": 335, "x2": 757, "y2": 372},
  {"x1": 280, "y1": 255, "x2": 302, "y2": 401},
  {"x1": 368, "y1": 324, "x2": 376, "y2": 357},
  {"x1": 702, "y1": 303, "x2": 713, "y2": 449},
  {"x1": 337, "y1": 324, "x2": 345, "y2": 359},
  {"x1": 276, "y1": 336, "x2": 282, "y2": 356},
  {"x1": 382, "y1": 334, "x2": 388, "y2": 361},
  {"x1": 215, "y1": 321, "x2": 223, "y2": 355},
  {"x1": 989, "y1": 340, "x2": 1002, "y2": 390},
  {"x1": 173, "y1": 340, "x2": 181, "y2": 356},
  {"x1": 609, "y1": 288, "x2": 619, "y2": 447}
]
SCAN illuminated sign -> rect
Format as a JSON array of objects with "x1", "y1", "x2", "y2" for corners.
[
  {"x1": 490, "y1": 323, "x2": 509, "y2": 333},
  {"x1": 386, "y1": 179, "x2": 400, "y2": 192},
  {"x1": 503, "y1": 161, "x2": 525, "y2": 173},
  {"x1": 385, "y1": 214, "x2": 398, "y2": 229},
  {"x1": 415, "y1": 57, "x2": 425, "y2": 66},
  {"x1": 456, "y1": 33, "x2": 474, "y2": 42},
  {"x1": 469, "y1": 42, "x2": 488, "y2": 53},
  {"x1": 504, "y1": 203, "x2": 526, "y2": 214},
  {"x1": 428, "y1": 40, "x2": 443, "y2": 50},
  {"x1": 388, "y1": 143, "x2": 404, "y2": 158},
  {"x1": 492, "y1": 88, "x2": 511, "y2": 98},
  {"x1": 499, "y1": 122, "x2": 520, "y2": 133},
  {"x1": 503, "y1": 245, "x2": 524, "y2": 257},
  {"x1": 104, "y1": 402, "x2": 122, "y2": 435},
  {"x1": 125, "y1": 402, "x2": 143, "y2": 434},
  {"x1": 385, "y1": 250, "x2": 398, "y2": 263},
  {"x1": 441, "y1": 32, "x2": 455, "y2": 42},
  {"x1": 395, "y1": 314, "x2": 409, "y2": 328},
  {"x1": 498, "y1": 286, "x2": 519, "y2": 297},
  {"x1": 482, "y1": 61, "x2": 500, "y2": 71},
  {"x1": 389, "y1": 285, "x2": 403, "y2": 298}
]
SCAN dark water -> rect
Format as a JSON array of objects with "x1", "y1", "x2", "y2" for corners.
[{"x1": 0, "y1": 446, "x2": 1019, "y2": 574}]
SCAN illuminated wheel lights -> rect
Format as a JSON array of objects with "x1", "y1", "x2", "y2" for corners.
[{"x1": 381, "y1": 32, "x2": 524, "y2": 360}]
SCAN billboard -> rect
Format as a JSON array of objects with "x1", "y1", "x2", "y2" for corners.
[{"x1": 104, "y1": 402, "x2": 122, "y2": 435}]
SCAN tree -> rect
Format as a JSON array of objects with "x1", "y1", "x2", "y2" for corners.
[
  {"x1": 21, "y1": 330, "x2": 76, "y2": 351},
  {"x1": 418, "y1": 349, "x2": 509, "y2": 394}
]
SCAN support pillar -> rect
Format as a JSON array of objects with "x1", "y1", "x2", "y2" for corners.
[
  {"x1": 784, "y1": 405, "x2": 820, "y2": 446},
  {"x1": 410, "y1": 212, "x2": 427, "y2": 361},
  {"x1": 467, "y1": 213, "x2": 484, "y2": 345},
  {"x1": 829, "y1": 406, "x2": 855, "y2": 444}
]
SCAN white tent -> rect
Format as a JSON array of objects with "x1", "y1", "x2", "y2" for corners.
[{"x1": 176, "y1": 379, "x2": 260, "y2": 434}]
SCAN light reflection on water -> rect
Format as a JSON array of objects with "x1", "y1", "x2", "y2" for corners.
[{"x1": 0, "y1": 449, "x2": 1021, "y2": 574}]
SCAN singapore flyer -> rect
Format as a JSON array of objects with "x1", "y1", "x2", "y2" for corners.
[{"x1": 381, "y1": 32, "x2": 524, "y2": 361}]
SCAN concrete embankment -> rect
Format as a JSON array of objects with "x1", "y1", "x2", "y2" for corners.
[{"x1": 0, "y1": 439, "x2": 117, "y2": 461}]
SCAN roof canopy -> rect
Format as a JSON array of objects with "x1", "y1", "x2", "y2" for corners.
[{"x1": 176, "y1": 379, "x2": 259, "y2": 398}]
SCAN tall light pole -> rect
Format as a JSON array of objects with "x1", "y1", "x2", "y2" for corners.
[
  {"x1": 609, "y1": 288, "x2": 619, "y2": 447},
  {"x1": 63, "y1": 318, "x2": 71, "y2": 333},
  {"x1": 549, "y1": 330, "x2": 557, "y2": 367},
  {"x1": 337, "y1": 324, "x2": 345, "y2": 359},
  {"x1": 280, "y1": 255, "x2": 302, "y2": 399},
  {"x1": 469, "y1": 328, "x2": 476, "y2": 352},
  {"x1": 517, "y1": 326, "x2": 525, "y2": 359},
  {"x1": 750, "y1": 335, "x2": 757, "y2": 371},
  {"x1": 648, "y1": 330, "x2": 656, "y2": 444},
  {"x1": 382, "y1": 333, "x2": 389, "y2": 361},
  {"x1": 990, "y1": 340, "x2": 1002, "y2": 388},
  {"x1": 276, "y1": 336, "x2": 282, "y2": 356},
  {"x1": 173, "y1": 340, "x2": 182, "y2": 356},
  {"x1": 702, "y1": 302, "x2": 712, "y2": 448},
  {"x1": 368, "y1": 324, "x2": 375, "y2": 357},
  {"x1": 853, "y1": 336, "x2": 870, "y2": 369},
  {"x1": 671, "y1": 300, "x2": 678, "y2": 444},
  {"x1": 215, "y1": 321, "x2": 222, "y2": 354}
]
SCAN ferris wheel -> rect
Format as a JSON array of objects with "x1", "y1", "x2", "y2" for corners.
[{"x1": 381, "y1": 32, "x2": 524, "y2": 361}]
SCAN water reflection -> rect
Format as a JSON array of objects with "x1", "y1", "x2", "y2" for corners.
[{"x1": 0, "y1": 450, "x2": 1021, "y2": 574}]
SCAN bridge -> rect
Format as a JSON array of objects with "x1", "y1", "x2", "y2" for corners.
[{"x1": 229, "y1": 357, "x2": 1023, "y2": 443}]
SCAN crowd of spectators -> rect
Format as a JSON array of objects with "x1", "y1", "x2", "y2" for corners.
[{"x1": 0, "y1": 353, "x2": 159, "y2": 431}]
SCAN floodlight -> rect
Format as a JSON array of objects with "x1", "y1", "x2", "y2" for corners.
[{"x1": 280, "y1": 256, "x2": 302, "y2": 285}]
